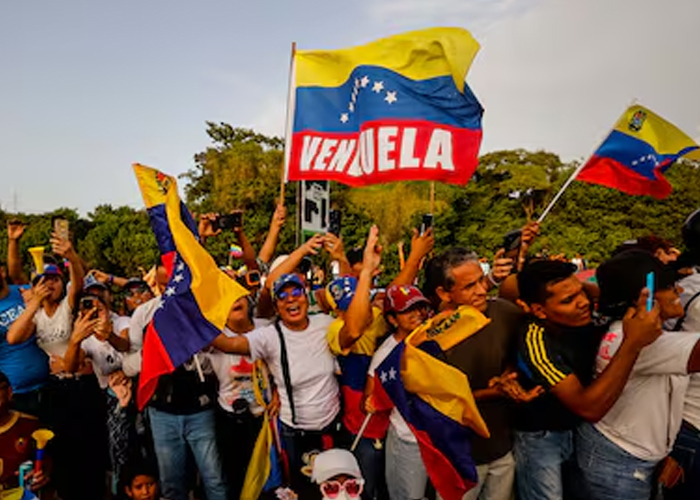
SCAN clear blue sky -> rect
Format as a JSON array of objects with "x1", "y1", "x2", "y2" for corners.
[{"x1": 2, "y1": 0, "x2": 698, "y2": 214}]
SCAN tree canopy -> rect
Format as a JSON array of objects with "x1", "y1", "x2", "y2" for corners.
[{"x1": 3, "y1": 123, "x2": 699, "y2": 283}]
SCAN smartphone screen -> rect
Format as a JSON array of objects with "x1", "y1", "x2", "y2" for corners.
[
  {"x1": 329, "y1": 210, "x2": 341, "y2": 236},
  {"x1": 420, "y1": 213, "x2": 433, "y2": 235},
  {"x1": 53, "y1": 218, "x2": 69, "y2": 240}
]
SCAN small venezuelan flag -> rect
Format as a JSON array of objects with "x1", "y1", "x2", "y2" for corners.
[
  {"x1": 133, "y1": 164, "x2": 249, "y2": 410},
  {"x1": 287, "y1": 27, "x2": 483, "y2": 187},
  {"x1": 577, "y1": 105, "x2": 700, "y2": 199},
  {"x1": 374, "y1": 306, "x2": 491, "y2": 500}
]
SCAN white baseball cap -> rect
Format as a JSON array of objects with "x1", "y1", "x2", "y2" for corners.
[{"x1": 311, "y1": 449, "x2": 362, "y2": 484}]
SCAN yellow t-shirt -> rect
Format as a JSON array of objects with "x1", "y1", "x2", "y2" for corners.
[{"x1": 327, "y1": 307, "x2": 386, "y2": 356}]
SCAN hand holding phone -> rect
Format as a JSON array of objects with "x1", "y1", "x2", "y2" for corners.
[
  {"x1": 329, "y1": 210, "x2": 341, "y2": 237},
  {"x1": 420, "y1": 213, "x2": 433, "y2": 235},
  {"x1": 53, "y1": 217, "x2": 69, "y2": 241},
  {"x1": 646, "y1": 272, "x2": 655, "y2": 312}
]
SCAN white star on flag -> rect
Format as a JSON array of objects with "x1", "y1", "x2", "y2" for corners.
[
  {"x1": 360, "y1": 76, "x2": 370, "y2": 88},
  {"x1": 372, "y1": 81, "x2": 384, "y2": 93},
  {"x1": 388, "y1": 367, "x2": 397, "y2": 380},
  {"x1": 165, "y1": 286, "x2": 176, "y2": 297},
  {"x1": 348, "y1": 102, "x2": 355, "y2": 112},
  {"x1": 176, "y1": 262, "x2": 185, "y2": 272},
  {"x1": 340, "y1": 113, "x2": 349, "y2": 123},
  {"x1": 380, "y1": 371, "x2": 388, "y2": 383},
  {"x1": 354, "y1": 78, "x2": 360, "y2": 88},
  {"x1": 384, "y1": 91, "x2": 398, "y2": 104},
  {"x1": 173, "y1": 274, "x2": 184, "y2": 283}
]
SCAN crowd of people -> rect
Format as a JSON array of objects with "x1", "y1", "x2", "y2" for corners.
[{"x1": 1, "y1": 203, "x2": 700, "y2": 500}]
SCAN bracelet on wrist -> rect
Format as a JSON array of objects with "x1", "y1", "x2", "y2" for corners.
[{"x1": 487, "y1": 272, "x2": 501, "y2": 288}]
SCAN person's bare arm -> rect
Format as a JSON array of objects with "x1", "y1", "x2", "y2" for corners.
[
  {"x1": 64, "y1": 311, "x2": 99, "y2": 373},
  {"x1": 324, "y1": 233, "x2": 352, "y2": 276},
  {"x1": 390, "y1": 228, "x2": 434, "y2": 287},
  {"x1": 234, "y1": 226, "x2": 259, "y2": 270},
  {"x1": 89, "y1": 270, "x2": 128, "y2": 288},
  {"x1": 264, "y1": 234, "x2": 325, "y2": 291},
  {"x1": 338, "y1": 226, "x2": 381, "y2": 350},
  {"x1": 6, "y1": 279, "x2": 50, "y2": 344},
  {"x1": 552, "y1": 290, "x2": 662, "y2": 422},
  {"x1": 258, "y1": 204, "x2": 286, "y2": 264},
  {"x1": 211, "y1": 333, "x2": 251, "y2": 355},
  {"x1": 51, "y1": 234, "x2": 85, "y2": 310},
  {"x1": 6, "y1": 220, "x2": 28, "y2": 284}
]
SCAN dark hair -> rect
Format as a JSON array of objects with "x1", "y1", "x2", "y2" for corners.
[
  {"x1": 597, "y1": 249, "x2": 678, "y2": 319},
  {"x1": 613, "y1": 235, "x2": 675, "y2": 257},
  {"x1": 518, "y1": 260, "x2": 578, "y2": 305},
  {"x1": 346, "y1": 248, "x2": 363, "y2": 267},
  {"x1": 422, "y1": 247, "x2": 479, "y2": 307},
  {"x1": 120, "y1": 459, "x2": 159, "y2": 494}
]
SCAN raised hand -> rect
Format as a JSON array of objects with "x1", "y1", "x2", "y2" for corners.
[
  {"x1": 50, "y1": 232, "x2": 75, "y2": 259},
  {"x1": 30, "y1": 277, "x2": 51, "y2": 306},
  {"x1": 323, "y1": 232, "x2": 346, "y2": 261},
  {"x1": 302, "y1": 233, "x2": 325, "y2": 256},
  {"x1": 410, "y1": 227, "x2": 435, "y2": 260},
  {"x1": 198, "y1": 213, "x2": 221, "y2": 239},
  {"x1": 363, "y1": 225, "x2": 382, "y2": 272},
  {"x1": 71, "y1": 310, "x2": 99, "y2": 343},
  {"x1": 6, "y1": 219, "x2": 25, "y2": 241},
  {"x1": 490, "y1": 248, "x2": 514, "y2": 283},
  {"x1": 623, "y1": 288, "x2": 662, "y2": 349},
  {"x1": 271, "y1": 204, "x2": 287, "y2": 230}
]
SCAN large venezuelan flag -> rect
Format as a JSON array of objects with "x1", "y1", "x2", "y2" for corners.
[
  {"x1": 577, "y1": 105, "x2": 700, "y2": 199},
  {"x1": 133, "y1": 164, "x2": 249, "y2": 410},
  {"x1": 374, "y1": 306, "x2": 491, "y2": 500},
  {"x1": 287, "y1": 28, "x2": 483, "y2": 187}
]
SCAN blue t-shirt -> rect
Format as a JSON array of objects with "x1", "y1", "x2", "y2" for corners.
[{"x1": 0, "y1": 285, "x2": 49, "y2": 393}]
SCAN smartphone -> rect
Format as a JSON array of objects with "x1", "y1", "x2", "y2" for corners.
[
  {"x1": 420, "y1": 213, "x2": 433, "y2": 235},
  {"x1": 230, "y1": 211, "x2": 243, "y2": 229},
  {"x1": 53, "y1": 217, "x2": 69, "y2": 241},
  {"x1": 214, "y1": 214, "x2": 236, "y2": 231},
  {"x1": 329, "y1": 210, "x2": 341, "y2": 236},
  {"x1": 646, "y1": 271, "x2": 654, "y2": 311},
  {"x1": 502, "y1": 229, "x2": 522, "y2": 253},
  {"x1": 79, "y1": 296, "x2": 98, "y2": 319}
]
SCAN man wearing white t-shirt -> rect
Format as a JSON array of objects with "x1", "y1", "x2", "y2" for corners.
[
  {"x1": 577, "y1": 250, "x2": 700, "y2": 500},
  {"x1": 214, "y1": 273, "x2": 340, "y2": 497}
]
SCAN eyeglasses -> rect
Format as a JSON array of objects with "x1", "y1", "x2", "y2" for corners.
[
  {"x1": 276, "y1": 287, "x2": 304, "y2": 301},
  {"x1": 320, "y1": 478, "x2": 364, "y2": 499}
]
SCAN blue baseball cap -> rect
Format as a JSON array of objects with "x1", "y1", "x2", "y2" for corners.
[
  {"x1": 273, "y1": 273, "x2": 306, "y2": 299},
  {"x1": 31, "y1": 264, "x2": 62, "y2": 284},
  {"x1": 83, "y1": 274, "x2": 108, "y2": 292},
  {"x1": 326, "y1": 276, "x2": 357, "y2": 312}
]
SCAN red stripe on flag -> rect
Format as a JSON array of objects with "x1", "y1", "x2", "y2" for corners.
[
  {"x1": 137, "y1": 323, "x2": 176, "y2": 410},
  {"x1": 288, "y1": 119, "x2": 481, "y2": 187},
  {"x1": 578, "y1": 156, "x2": 672, "y2": 199},
  {"x1": 410, "y1": 426, "x2": 476, "y2": 500}
]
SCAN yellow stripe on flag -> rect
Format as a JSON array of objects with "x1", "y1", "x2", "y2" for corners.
[{"x1": 295, "y1": 27, "x2": 480, "y2": 92}]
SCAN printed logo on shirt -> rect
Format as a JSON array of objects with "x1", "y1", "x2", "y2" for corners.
[
  {"x1": 0, "y1": 304, "x2": 25, "y2": 330},
  {"x1": 598, "y1": 331, "x2": 619, "y2": 362}
]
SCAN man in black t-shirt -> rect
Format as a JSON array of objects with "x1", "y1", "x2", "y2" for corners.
[
  {"x1": 513, "y1": 260, "x2": 662, "y2": 500},
  {"x1": 424, "y1": 248, "x2": 541, "y2": 500}
]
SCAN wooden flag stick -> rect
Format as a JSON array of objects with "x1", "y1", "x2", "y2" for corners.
[{"x1": 280, "y1": 41, "x2": 297, "y2": 206}]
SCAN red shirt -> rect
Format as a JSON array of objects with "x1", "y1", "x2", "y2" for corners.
[{"x1": 0, "y1": 411, "x2": 39, "y2": 489}]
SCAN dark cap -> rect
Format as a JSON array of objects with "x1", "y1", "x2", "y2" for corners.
[
  {"x1": 124, "y1": 278, "x2": 149, "y2": 290},
  {"x1": 597, "y1": 249, "x2": 678, "y2": 317}
]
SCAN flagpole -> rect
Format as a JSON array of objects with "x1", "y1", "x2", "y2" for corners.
[
  {"x1": 537, "y1": 99, "x2": 638, "y2": 223},
  {"x1": 281, "y1": 41, "x2": 297, "y2": 205},
  {"x1": 429, "y1": 181, "x2": 435, "y2": 214}
]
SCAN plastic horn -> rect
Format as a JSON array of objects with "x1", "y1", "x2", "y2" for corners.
[
  {"x1": 28, "y1": 247, "x2": 45, "y2": 275},
  {"x1": 32, "y1": 429, "x2": 55, "y2": 473}
]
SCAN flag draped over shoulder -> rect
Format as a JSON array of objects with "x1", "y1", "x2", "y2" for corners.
[
  {"x1": 287, "y1": 27, "x2": 483, "y2": 187},
  {"x1": 133, "y1": 164, "x2": 249, "y2": 410},
  {"x1": 374, "y1": 306, "x2": 491, "y2": 500},
  {"x1": 1, "y1": 488, "x2": 39, "y2": 500},
  {"x1": 577, "y1": 105, "x2": 700, "y2": 199}
]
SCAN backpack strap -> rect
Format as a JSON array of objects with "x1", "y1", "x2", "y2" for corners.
[
  {"x1": 673, "y1": 289, "x2": 700, "y2": 331},
  {"x1": 274, "y1": 318, "x2": 297, "y2": 426}
]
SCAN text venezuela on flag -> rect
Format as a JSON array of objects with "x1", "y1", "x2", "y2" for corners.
[{"x1": 287, "y1": 27, "x2": 483, "y2": 187}]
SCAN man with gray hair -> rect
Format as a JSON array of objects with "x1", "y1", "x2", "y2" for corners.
[{"x1": 425, "y1": 247, "x2": 542, "y2": 500}]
